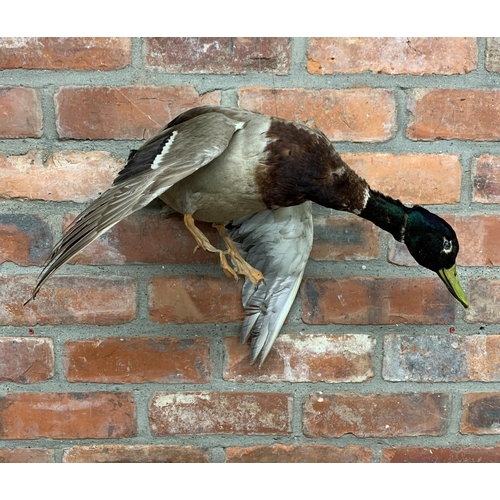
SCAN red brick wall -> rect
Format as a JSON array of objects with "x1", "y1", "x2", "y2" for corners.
[{"x1": 1, "y1": 37, "x2": 500, "y2": 463}]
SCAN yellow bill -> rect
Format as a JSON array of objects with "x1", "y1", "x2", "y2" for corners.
[{"x1": 438, "y1": 264, "x2": 469, "y2": 308}]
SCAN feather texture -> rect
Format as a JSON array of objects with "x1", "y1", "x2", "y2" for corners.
[
  {"x1": 228, "y1": 202, "x2": 313, "y2": 365},
  {"x1": 27, "y1": 111, "x2": 245, "y2": 302}
]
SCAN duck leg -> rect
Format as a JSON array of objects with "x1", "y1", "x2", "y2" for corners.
[
  {"x1": 183, "y1": 214, "x2": 264, "y2": 286},
  {"x1": 183, "y1": 214, "x2": 238, "y2": 280},
  {"x1": 215, "y1": 223, "x2": 265, "y2": 287}
]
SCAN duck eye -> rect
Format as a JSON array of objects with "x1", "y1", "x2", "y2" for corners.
[{"x1": 443, "y1": 239, "x2": 453, "y2": 253}]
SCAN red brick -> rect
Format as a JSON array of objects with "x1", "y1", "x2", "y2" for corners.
[
  {"x1": 145, "y1": 37, "x2": 290, "y2": 74},
  {"x1": 383, "y1": 334, "x2": 500, "y2": 382},
  {"x1": 239, "y1": 87, "x2": 396, "y2": 142},
  {"x1": 311, "y1": 214, "x2": 379, "y2": 261},
  {"x1": 447, "y1": 215, "x2": 500, "y2": 266},
  {"x1": 64, "y1": 337, "x2": 212, "y2": 383},
  {"x1": 486, "y1": 38, "x2": 500, "y2": 72},
  {"x1": 382, "y1": 445, "x2": 500, "y2": 463},
  {"x1": 389, "y1": 214, "x2": 500, "y2": 267},
  {"x1": 149, "y1": 391, "x2": 292, "y2": 435},
  {"x1": 226, "y1": 444, "x2": 372, "y2": 463},
  {"x1": 55, "y1": 85, "x2": 221, "y2": 140},
  {"x1": 1, "y1": 275, "x2": 137, "y2": 326},
  {"x1": 0, "y1": 150, "x2": 123, "y2": 202},
  {"x1": 303, "y1": 392, "x2": 450, "y2": 438},
  {"x1": 0, "y1": 87, "x2": 42, "y2": 138},
  {"x1": 472, "y1": 155, "x2": 500, "y2": 203},
  {"x1": 148, "y1": 275, "x2": 244, "y2": 324},
  {"x1": 224, "y1": 334, "x2": 374, "y2": 383},
  {"x1": 408, "y1": 89, "x2": 500, "y2": 141},
  {"x1": 0, "y1": 337, "x2": 54, "y2": 383},
  {"x1": 0, "y1": 37, "x2": 131, "y2": 70},
  {"x1": 461, "y1": 393, "x2": 500, "y2": 435},
  {"x1": 0, "y1": 214, "x2": 52, "y2": 266},
  {"x1": 465, "y1": 278, "x2": 500, "y2": 324},
  {"x1": 307, "y1": 37, "x2": 477, "y2": 75},
  {"x1": 0, "y1": 392, "x2": 136, "y2": 439},
  {"x1": 342, "y1": 153, "x2": 462, "y2": 205},
  {"x1": 62, "y1": 445, "x2": 209, "y2": 463},
  {"x1": 64, "y1": 212, "x2": 218, "y2": 265},
  {"x1": 387, "y1": 240, "x2": 419, "y2": 267},
  {"x1": 0, "y1": 448, "x2": 55, "y2": 463},
  {"x1": 301, "y1": 277, "x2": 455, "y2": 325}
]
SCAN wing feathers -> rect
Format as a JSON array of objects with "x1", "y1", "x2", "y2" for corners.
[
  {"x1": 228, "y1": 202, "x2": 313, "y2": 366},
  {"x1": 27, "y1": 178, "x2": 152, "y2": 301},
  {"x1": 27, "y1": 108, "x2": 247, "y2": 302}
]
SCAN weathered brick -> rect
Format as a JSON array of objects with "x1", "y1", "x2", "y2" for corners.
[
  {"x1": 0, "y1": 150, "x2": 123, "y2": 202},
  {"x1": 0, "y1": 337, "x2": 54, "y2": 383},
  {"x1": 0, "y1": 214, "x2": 52, "y2": 266},
  {"x1": 148, "y1": 275, "x2": 244, "y2": 324},
  {"x1": 224, "y1": 334, "x2": 375, "y2": 383},
  {"x1": 150, "y1": 391, "x2": 292, "y2": 435},
  {"x1": 465, "y1": 278, "x2": 500, "y2": 324},
  {"x1": 388, "y1": 240, "x2": 419, "y2": 268},
  {"x1": 0, "y1": 392, "x2": 136, "y2": 439},
  {"x1": 0, "y1": 37, "x2": 131, "y2": 70},
  {"x1": 239, "y1": 87, "x2": 396, "y2": 142},
  {"x1": 472, "y1": 155, "x2": 500, "y2": 203},
  {"x1": 486, "y1": 38, "x2": 500, "y2": 73},
  {"x1": 0, "y1": 448, "x2": 55, "y2": 463},
  {"x1": 64, "y1": 213, "x2": 218, "y2": 265},
  {"x1": 311, "y1": 214, "x2": 379, "y2": 261},
  {"x1": 389, "y1": 214, "x2": 500, "y2": 267},
  {"x1": 303, "y1": 392, "x2": 450, "y2": 438},
  {"x1": 408, "y1": 89, "x2": 500, "y2": 141},
  {"x1": 301, "y1": 277, "x2": 455, "y2": 325},
  {"x1": 461, "y1": 393, "x2": 500, "y2": 435},
  {"x1": 0, "y1": 87, "x2": 42, "y2": 138},
  {"x1": 62, "y1": 445, "x2": 209, "y2": 463},
  {"x1": 382, "y1": 445, "x2": 500, "y2": 463},
  {"x1": 307, "y1": 37, "x2": 477, "y2": 75},
  {"x1": 55, "y1": 85, "x2": 221, "y2": 140},
  {"x1": 145, "y1": 37, "x2": 291, "y2": 74},
  {"x1": 383, "y1": 334, "x2": 500, "y2": 382},
  {"x1": 226, "y1": 444, "x2": 372, "y2": 463},
  {"x1": 0, "y1": 275, "x2": 137, "y2": 326},
  {"x1": 64, "y1": 337, "x2": 212, "y2": 383},
  {"x1": 444, "y1": 215, "x2": 500, "y2": 266},
  {"x1": 342, "y1": 153, "x2": 462, "y2": 205}
]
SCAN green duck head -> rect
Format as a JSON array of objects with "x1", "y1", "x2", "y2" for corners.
[{"x1": 404, "y1": 206, "x2": 468, "y2": 308}]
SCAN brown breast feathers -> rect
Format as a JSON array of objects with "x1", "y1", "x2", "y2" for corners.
[{"x1": 255, "y1": 118, "x2": 369, "y2": 213}]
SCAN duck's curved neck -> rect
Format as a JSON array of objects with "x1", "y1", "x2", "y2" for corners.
[{"x1": 360, "y1": 190, "x2": 410, "y2": 243}]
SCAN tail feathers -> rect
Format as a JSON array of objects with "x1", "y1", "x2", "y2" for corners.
[
  {"x1": 240, "y1": 309, "x2": 261, "y2": 344},
  {"x1": 229, "y1": 204, "x2": 313, "y2": 366},
  {"x1": 243, "y1": 269, "x2": 306, "y2": 367},
  {"x1": 240, "y1": 281, "x2": 267, "y2": 344},
  {"x1": 250, "y1": 323, "x2": 269, "y2": 364}
]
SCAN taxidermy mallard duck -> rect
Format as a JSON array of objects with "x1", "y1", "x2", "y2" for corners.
[{"x1": 26, "y1": 105, "x2": 469, "y2": 365}]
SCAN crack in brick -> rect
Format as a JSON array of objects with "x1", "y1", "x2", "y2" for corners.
[{"x1": 114, "y1": 88, "x2": 163, "y2": 128}]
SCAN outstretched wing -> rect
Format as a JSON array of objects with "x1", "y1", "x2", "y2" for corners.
[
  {"x1": 228, "y1": 202, "x2": 313, "y2": 366},
  {"x1": 27, "y1": 109, "x2": 247, "y2": 302}
]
